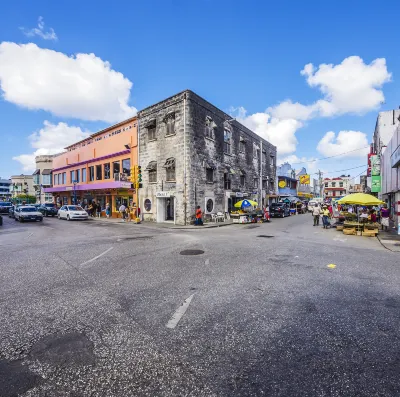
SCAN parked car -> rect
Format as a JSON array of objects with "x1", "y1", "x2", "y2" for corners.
[
  {"x1": 14, "y1": 206, "x2": 43, "y2": 222},
  {"x1": 0, "y1": 214, "x2": 3, "y2": 226},
  {"x1": 38, "y1": 203, "x2": 58, "y2": 217},
  {"x1": 58, "y1": 205, "x2": 88, "y2": 221},
  {"x1": 9, "y1": 205, "x2": 15, "y2": 218},
  {"x1": 270, "y1": 203, "x2": 290, "y2": 218},
  {"x1": 0, "y1": 202, "x2": 13, "y2": 214}
]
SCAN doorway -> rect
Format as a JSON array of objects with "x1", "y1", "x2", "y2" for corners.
[
  {"x1": 156, "y1": 197, "x2": 175, "y2": 223},
  {"x1": 166, "y1": 198, "x2": 174, "y2": 221}
]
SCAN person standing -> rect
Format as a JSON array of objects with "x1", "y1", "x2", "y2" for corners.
[
  {"x1": 322, "y1": 205, "x2": 330, "y2": 229},
  {"x1": 125, "y1": 205, "x2": 131, "y2": 222},
  {"x1": 96, "y1": 203, "x2": 102, "y2": 218},
  {"x1": 312, "y1": 203, "x2": 321, "y2": 226},
  {"x1": 119, "y1": 203, "x2": 126, "y2": 222},
  {"x1": 195, "y1": 206, "x2": 203, "y2": 226},
  {"x1": 105, "y1": 202, "x2": 111, "y2": 218},
  {"x1": 380, "y1": 204, "x2": 390, "y2": 231}
]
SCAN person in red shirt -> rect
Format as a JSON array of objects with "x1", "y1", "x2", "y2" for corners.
[
  {"x1": 195, "y1": 206, "x2": 203, "y2": 226},
  {"x1": 369, "y1": 209, "x2": 377, "y2": 223}
]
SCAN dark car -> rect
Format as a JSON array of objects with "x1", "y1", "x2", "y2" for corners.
[
  {"x1": 0, "y1": 214, "x2": 3, "y2": 226},
  {"x1": 38, "y1": 203, "x2": 58, "y2": 217},
  {"x1": 0, "y1": 202, "x2": 13, "y2": 214},
  {"x1": 270, "y1": 203, "x2": 290, "y2": 218}
]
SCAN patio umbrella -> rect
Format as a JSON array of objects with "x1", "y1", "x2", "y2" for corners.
[
  {"x1": 337, "y1": 193, "x2": 384, "y2": 206},
  {"x1": 234, "y1": 199, "x2": 258, "y2": 208}
]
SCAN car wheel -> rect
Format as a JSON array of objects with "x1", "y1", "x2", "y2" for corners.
[
  {"x1": 67, "y1": 215, "x2": 70, "y2": 221},
  {"x1": 39, "y1": 218, "x2": 43, "y2": 222},
  {"x1": 19, "y1": 217, "x2": 23, "y2": 222},
  {"x1": 45, "y1": 212, "x2": 48, "y2": 217},
  {"x1": 14, "y1": 217, "x2": 18, "y2": 221}
]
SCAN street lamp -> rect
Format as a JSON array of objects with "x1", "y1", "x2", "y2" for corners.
[
  {"x1": 73, "y1": 180, "x2": 77, "y2": 205},
  {"x1": 39, "y1": 184, "x2": 43, "y2": 205}
]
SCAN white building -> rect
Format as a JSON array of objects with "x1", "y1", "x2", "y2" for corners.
[
  {"x1": 33, "y1": 155, "x2": 54, "y2": 203},
  {"x1": 323, "y1": 176, "x2": 351, "y2": 200},
  {"x1": 10, "y1": 175, "x2": 35, "y2": 200},
  {"x1": 373, "y1": 109, "x2": 400, "y2": 154}
]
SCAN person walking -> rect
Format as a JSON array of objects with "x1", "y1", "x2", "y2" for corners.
[
  {"x1": 125, "y1": 205, "x2": 131, "y2": 222},
  {"x1": 322, "y1": 205, "x2": 330, "y2": 229},
  {"x1": 119, "y1": 203, "x2": 126, "y2": 222},
  {"x1": 96, "y1": 203, "x2": 102, "y2": 218},
  {"x1": 312, "y1": 203, "x2": 321, "y2": 226},
  {"x1": 195, "y1": 206, "x2": 203, "y2": 226},
  {"x1": 105, "y1": 202, "x2": 111, "y2": 218},
  {"x1": 380, "y1": 204, "x2": 390, "y2": 231}
]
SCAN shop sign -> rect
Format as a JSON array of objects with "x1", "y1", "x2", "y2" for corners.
[
  {"x1": 120, "y1": 182, "x2": 132, "y2": 188},
  {"x1": 278, "y1": 180, "x2": 286, "y2": 188},
  {"x1": 391, "y1": 145, "x2": 400, "y2": 168},
  {"x1": 156, "y1": 191, "x2": 173, "y2": 198},
  {"x1": 370, "y1": 155, "x2": 381, "y2": 176},
  {"x1": 236, "y1": 192, "x2": 244, "y2": 198},
  {"x1": 371, "y1": 175, "x2": 381, "y2": 193},
  {"x1": 65, "y1": 186, "x2": 73, "y2": 191},
  {"x1": 299, "y1": 174, "x2": 310, "y2": 185}
]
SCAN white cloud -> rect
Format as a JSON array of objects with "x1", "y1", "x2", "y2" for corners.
[
  {"x1": 316, "y1": 130, "x2": 369, "y2": 158},
  {"x1": 0, "y1": 42, "x2": 137, "y2": 122},
  {"x1": 13, "y1": 121, "x2": 90, "y2": 172},
  {"x1": 232, "y1": 107, "x2": 302, "y2": 156},
  {"x1": 20, "y1": 16, "x2": 58, "y2": 41},
  {"x1": 269, "y1": 56, "x2": 391, "y2": 120}
]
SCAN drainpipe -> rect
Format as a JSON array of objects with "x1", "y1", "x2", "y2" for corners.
[
  {"x1": 259, "y1": 140, "x2": 263, "y2": 208},
  {"x1": 183, "y1": 93, "x2": 187, "y2": 225}
]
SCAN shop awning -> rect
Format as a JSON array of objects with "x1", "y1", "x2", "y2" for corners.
[
  {"x1": 163, "y1": 158, "x2": 175, "y2": 168},
  {"x1": 146, "y1": 161, "x2": 157, "y2": 171},
  {"x1": 42, "y1": 169, "x2": 52, "y2": 175},
  {"x1": 33, "y1": 169, "x2": 40, "y2": 175}
]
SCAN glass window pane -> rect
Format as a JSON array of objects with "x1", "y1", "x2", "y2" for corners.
[{"x1": 122, "y1": 159, "x2": 131, "y2": 176}]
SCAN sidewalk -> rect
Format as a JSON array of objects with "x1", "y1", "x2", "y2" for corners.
[
  {"x1": 87, "y1": 216, "x2": 234, "y2": 230},
  {"x1": 377, "y1": 221, "x2": 400, "y2": 252}
]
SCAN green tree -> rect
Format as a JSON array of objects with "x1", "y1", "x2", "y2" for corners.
[{"x1": 14, "y1": 194, "x2": 36, "y2": 204}]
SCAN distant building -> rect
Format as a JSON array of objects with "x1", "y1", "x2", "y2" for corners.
[
  {"x1": 33, "y1": 155, "x2": 54, "y2": 203},
  {"x1": 372, "y1": 109, "x2": 400, "y2": 154},
  {"x1": 323, "y1": 176, "x2": 351, "y2": 200},
  {"x1": 360, "y1": 175, "x2": 369, "y2": 193},
  {"x1": 296, "y1": 167, "x2": 312, "y2": 198},
  {"x1": 0, "y1": 177, "x2": 12, "y2": 200},
  {"x1": 10, "y1": 175, "x2": 35, "y2": 199}
]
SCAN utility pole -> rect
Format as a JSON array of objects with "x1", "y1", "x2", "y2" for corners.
[{"x1": 318, "y1": 170, "x2": 323, "y2": 198}]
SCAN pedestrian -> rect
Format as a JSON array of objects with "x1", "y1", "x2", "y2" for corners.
[
  {"x1": 369, "y1": 209, "x2": 377, "y2": 223},
  {"x1": 312, "y1": 203, "x2": 321, "y2": 226},
  {"x1": 195, "y1": 205, "x2": 203, "y2": 226},
  {"x1": 105, "y1": 202, "x2": 111, "y2": 218},
  {"x1": 119, "y1": 203, "x2": 126, "y2": 222},
  {"x1": 264, "y1": 205, "x2": 270, "y2": 222},
  {"x1": 125, "y1": 205, "x2": 131, "y2": 222},
  {"x1": 88, "y1": 202, "x2": 94, "y2": 217},
  {"x1": 96, "y1": 204, "x2": 102, "y2": 218},
  {"x1": 91, "y1": 201, "x2": 97, "y2": 218},
  {"x1": 380, "y1": 204, "x2": 390, "y2": 231},
  {"x1": 322, "y1": 205, "x2": 330, "y2": 229}
]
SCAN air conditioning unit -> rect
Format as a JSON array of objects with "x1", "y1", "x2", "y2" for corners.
[{"x1": 204, "y1": 197, "x2": 215, "y2": 214}]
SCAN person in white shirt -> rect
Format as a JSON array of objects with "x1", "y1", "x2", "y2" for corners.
[
  {"x1": 119, "y1": 204, "x2": 126, "y2": 221},
  {"x1": 312, "y1": 204, "x2": 322, "y2": 226}
]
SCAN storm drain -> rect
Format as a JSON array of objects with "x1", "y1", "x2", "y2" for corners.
[
  {"x1": 257, "y1": 235, "x2": 274, "y2": 238},
  {"x1": 180, "y1": 249, "x2": 205, "y2": 256}
]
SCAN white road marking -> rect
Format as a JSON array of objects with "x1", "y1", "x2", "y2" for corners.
[
  {"x1": 79, "y1": 247, "x2": 114, "y2": 266},
  {"x1": 42, "y1": 226, "x2": 55, "y2": 230},
  {"x1": 333, "y1": 237, "x2": 347, "y2": 243},
  {"x1": 205, "y1": 259, "x2": 210, "y2": 265},
  {"x1": 166, "y1": 294, "x2": 195, "y2": 329}
]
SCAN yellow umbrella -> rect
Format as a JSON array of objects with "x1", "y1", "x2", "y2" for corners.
[
  {"x1": 337, "y1": 193, "x2": 384, "y2": 206},
  {"x1": 234, "y1": 199, "x2": 258, "y2": 208}
]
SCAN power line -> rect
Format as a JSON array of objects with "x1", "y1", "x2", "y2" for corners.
[
  {"x1": 289, "y1": 146, "x2": 370, "y2": 165},
  {"x1": 313, "y1": 164, "x2": 366, "y2": 175}
]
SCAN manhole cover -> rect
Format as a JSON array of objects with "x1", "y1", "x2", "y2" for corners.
[
  {"x1": 180, "y1": 249, "x2": 204, "y2": 255},
  {"x1": 245, "y1": 225, "x2": 260, "y2": 229},
  {"x1": 257, "y1": 235, "x2": 274, "y2": 238}
]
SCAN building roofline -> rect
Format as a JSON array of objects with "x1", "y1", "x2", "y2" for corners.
[{"x1": 65, "y1": 116, "x2": 137, "y2": 149}]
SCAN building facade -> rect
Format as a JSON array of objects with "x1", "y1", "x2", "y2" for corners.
[
  {"x1": 0, "y1": 178, "x2": 11, "y2": 200},
  {"x1": 44, "y1": 117, "x2": 138, "y2": 216},
  {"x1": 323, "y1": 176, "x2": 351, "y2": 200},
  {"x1": 372, "y1": 109, "x2": 400, "y2": 154},
  {"x1": 10, "y1": 175, "x2": 35, "y2": 199},
  {"x1": 138, "y1": 90, "x2": 277, "y2": 225},
  {"x1": 33, "y1": 155, "x2": 54, "y2": 203}
]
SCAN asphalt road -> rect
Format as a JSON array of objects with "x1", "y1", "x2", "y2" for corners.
[{"x1": 0, "y1": 214, "x2": 399, "y2": 396}]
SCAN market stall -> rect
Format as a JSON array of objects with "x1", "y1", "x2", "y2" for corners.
[{"x1": 230, "y1": 200, "x2": 263, "y2": 224}]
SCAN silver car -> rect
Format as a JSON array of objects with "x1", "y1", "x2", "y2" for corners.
[
  {"x1": 14, "y1": 206, "x2": 43, "y2": 222},
  {"x1": 58, "y1": 205, "x2": 89, "y2": 221}
]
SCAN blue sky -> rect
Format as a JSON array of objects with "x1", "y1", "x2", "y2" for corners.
[{"x1": 1, "y1": 0, "x2": 399, "y2": 182}]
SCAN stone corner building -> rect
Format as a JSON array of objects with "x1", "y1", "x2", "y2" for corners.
[{"x1": 138, "y1": 90, "x2": 277, "y2": 225}]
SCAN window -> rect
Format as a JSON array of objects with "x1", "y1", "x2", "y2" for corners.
[
  {"x1": 76, "y1": 169, "x2": 80, "y2": 183},
  {"x1": 70, "y1": 170, "x2": 75, "y2": 183},
  {"x1": 54, "y1": 174, "x2": 57, "y2": 185},
  {"x1": 113, "y1": 161, "x2": 120, "y2": 179},
  {"x1": 104, "y1": 163, "x2": 110, "y2": 180},
  {"x1": 144, "y1": 199, "x2": 152, "y2": 212},
  {"x1": 262, "y1": 151, "x2": 266, "y2": 163},
  {"x1": 270, "y1": 156, "x2": 275, "y2": 167},
  {"x1": 95, "y1": 165, "x2": 102, "y2": 180},
  {"x1": 205, "y1": 117, "x2": 216, "y2": 139},
  {"x1": 146, "y1": 161, "x2": 157, "y2": 183},
  {"x1": 82, "y1": 168, "x2": 87, "y2": 183},
  {"x1": 240, "y1": 174, "x2": 245, "y2": 187},
  {"x1": 147, "y1": 121, "x2": 157, "y2": 141},
  {"x1": 262, "y1": 179, "x2": 268, "y2": 189},
  {"x1": 206, "y1": 198, "x2": 214, "y2": 213},
  {"x1": 206, "y1": 168, "x2": 214, "y2": 183},
  {"x1": 332, "y1": 182, "x2": 336, "y2": 187},
  {"x1": 42, "y1": 174, "x2": 51, "y2": 185},
  {"x1": 239, "y1": 137, "x2": 246, "y2": 153},
  {"x1": 89, "y1": 166, "x2": 94, "y2": 181},
  {"x1": 224, "y1": 172, "x2": 231, "y2": 190},
  {"x1": 254, "y1": 178, "x2": 259, "y2": 188},
  {"x1": 254, "y1": 144, "x2": 260, "y2": 159},
  {"x1": 325, "y1": 183, "x2": 328, "y2": 187},
  {"x1": 165, "y1": 113, "x2": 175, "y2": 135},
  {"x1": 164, "y1": 158, "x2": 176, "y2": 181},
  {"x1": 339, "y1": 182, "x2": 343, "y2": 187},
  {"x1": 224, "y1": 129, "x2": 232, "y2": 154},
  {"x1": 122, "y1": 159, "x2": 131, "y2": 176},
  {"x1": 63, "y1": 173, "x2": 66, "y2": 184}
]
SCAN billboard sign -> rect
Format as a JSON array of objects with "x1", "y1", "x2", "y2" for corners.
[
  {"x1": 371, "y1": 176, "x2": 381, "y2": 193},
  {"x1": 370, "y1": 155, "x2": 381, "y2": 176},
  {"x1": 299, "y1": 174, "x2": 310, "y2": 185}
]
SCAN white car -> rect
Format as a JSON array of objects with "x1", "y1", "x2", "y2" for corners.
[
  {"x1": 14, "y1": 206, "x2": 43, "y2": 222},
  {"x1": 58, "y1": 205, "x2": 89, "y2": 221}
]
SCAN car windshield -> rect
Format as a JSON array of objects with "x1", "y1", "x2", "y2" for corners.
[
  {"x1": 0, "y1": 202, "x2": 12, "y2": 206},
  {"x1": 21, "y1": 207, "x2": 37, "y2": 212},
  {"x1": 271, "y1": 203, "x2": 284, "y2": 207},
  {"x1": 67, "y1": 206, "x2": 83, "y2": 211},
  {"x1": 45, "y1": 204, "x2": 55, "y2": 208}
]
